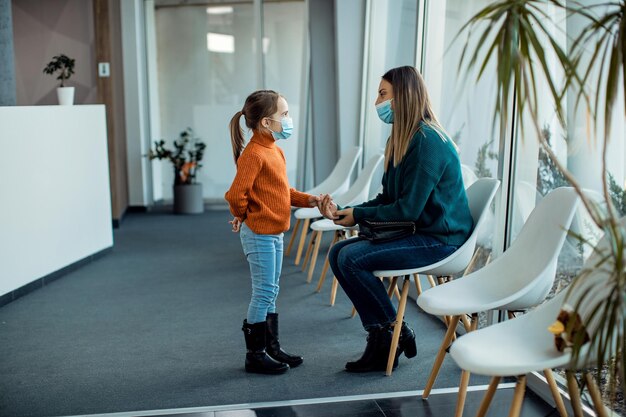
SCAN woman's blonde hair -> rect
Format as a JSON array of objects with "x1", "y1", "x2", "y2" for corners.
[
  {"x1": 228, "y1": 90, "x2": 281, "y2": 163},
  {"x1": 382, "y1": 66, "x2": 447, "y2": 170}
]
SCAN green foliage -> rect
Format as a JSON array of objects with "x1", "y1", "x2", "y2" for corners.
[
  {"x1": 42, "y1": 54, "x2": 75, "y2": 87},
  {"x1": 607, "y1": 172, "x2": 626, "y2": 217},
  {"x1": 148, "y1": 128, "x2": 207, "y2": 185},
  {"x1": 457, "y1": 0, "x2": 626, "y2": 404},
  {"x1": 475, "y1": 140, "x2": 498, "y2": 178},
  {"x1": 536, "y1": 124, "x2": 569, "y2": 196}
]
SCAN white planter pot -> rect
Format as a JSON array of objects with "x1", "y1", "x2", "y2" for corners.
[{"x1": 56, "y1": 87, "x2": 75, "y2": 105}]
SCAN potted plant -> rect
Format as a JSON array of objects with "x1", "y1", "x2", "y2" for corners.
[
  {"x1": 457, "y1": 0, "x2": 624, "y2": 410},
  {"x1": 148, "y1": 127, "x2": 207, "y2": 214},
  {"x1": 43, "y1": 54, "x2": 75, "y2": 105}
]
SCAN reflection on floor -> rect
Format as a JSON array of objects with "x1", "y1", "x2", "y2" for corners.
[{"x1": 135, "y1": 387, "x2": 556, "y2": 417}]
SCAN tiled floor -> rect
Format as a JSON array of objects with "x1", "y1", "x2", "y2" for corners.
[{"x1": 140, "y1": 388, "x2": 558, "y2": 417}]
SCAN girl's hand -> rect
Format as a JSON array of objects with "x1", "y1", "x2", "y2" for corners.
[
  {"x1": 307, "y1": 194, "x2": 321, "y2": 208},
  {"x1": 334, "y1": 208, "x2": 355, "y2": 227},
  {"x1": 229, "y1": 217, "x2": 242, "y2": 232}
]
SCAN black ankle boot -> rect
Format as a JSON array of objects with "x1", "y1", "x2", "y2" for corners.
[
  {"x1": 265, "y1": 313, "x2": 304, "y2": 368},
  {"x1": 345, "y1": 326, "x2": 397, "y2": 373},
  {"x1": 242, "y1": 320, "x2": 289, "y2": 375},
  {"x1": 398, "y1": 322, "x2": 417, "y2": 358}
]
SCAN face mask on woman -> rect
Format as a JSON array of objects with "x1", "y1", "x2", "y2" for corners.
[
  {"x1": 376, "y1": 99, "x2": 394, "y2": 124},
  {"x1": 268, "y1": 117, "x2": 293, "y2": 140}
]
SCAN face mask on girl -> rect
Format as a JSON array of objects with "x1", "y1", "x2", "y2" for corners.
[
  {"x1": 268, "y1": 117, "x2": 293, "y2": 140},
  {"x1": 376, "y1": 99, "x2": 394, "y2": 124}
]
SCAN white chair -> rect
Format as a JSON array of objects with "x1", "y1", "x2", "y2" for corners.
[
  {"x1": 314, "y1": 185, "x2": 384, "y2": 295},
  {"x1": 302, "y1": 154, "x2": 384, "y2": 283},
  {"x1": 416, "y1": 187, "x2": 580, "y2": 417},
  {"x1": 449, "y1": 219, "x2": 622, "y2": 417},
  {"x1": 372, "y1": 178, "x2": 501, "y2": 376},
  {"x1": 461, "y1": 163, "x2": 479, "y2": 188},
  {"x1": 286, "y1": 146, "x2": 362, "y2": 259}
]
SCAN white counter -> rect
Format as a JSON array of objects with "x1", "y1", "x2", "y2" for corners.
[{"x1": 0, "y1": 105, "x2": 113, "y2": 297}]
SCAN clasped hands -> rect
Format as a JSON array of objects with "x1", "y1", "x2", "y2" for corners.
[
  {"x1": 229, "y1": 194, "x2": 355, "y2": 233},
  {"x1": 317, "y1": 194, "x2": 355, "y2": 227}
]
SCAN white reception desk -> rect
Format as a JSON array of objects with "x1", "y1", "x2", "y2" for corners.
[{"x1": 0, "y1": 105, "x2": 113, "y2": 298}]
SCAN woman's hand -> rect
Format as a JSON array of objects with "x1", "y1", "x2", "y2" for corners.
[
  {"x1": 320, "y1": 194, "x2": 339, "y2": 219},
  {"x1": 229, "y1": 217, "x2": 242, "y2": 232},
  {"x1": 334, "y1": 208, "x2": 356, "y2": 227}
]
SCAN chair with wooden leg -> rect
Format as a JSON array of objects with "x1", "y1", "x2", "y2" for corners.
[
  {"x1": 302, "y1": 155, "x2": 384, "y2": 282},
  {"x1": 449, "y1": 221, "x2": 621, "y2": 417},
  {"x1": 372, "y1": 178, "x2": 501, "y2": 377},
  {"x1": 416, "y1": 187, "x2": 580, "y2": 417},
  {"x1": 286, "y1": 146, "x2": 362, "y2": 260}
]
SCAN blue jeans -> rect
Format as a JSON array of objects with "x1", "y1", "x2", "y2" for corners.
[
  {"x1": 240, "y1": 223, "x2": 284, "y2": 324},
  {"x1": 328, "y1": 234, "x2": 459, "y2": 331}
]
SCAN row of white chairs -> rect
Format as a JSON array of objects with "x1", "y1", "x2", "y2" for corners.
[{"x1": 286, "y1": 147, "x2": 611, "y2": 417}]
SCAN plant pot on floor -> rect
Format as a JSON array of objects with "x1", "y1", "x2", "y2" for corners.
[
  {"x1": 173, "y1": 183, "x2": 204, "y2": 214},
  {"x1": 57, "y1": 87, "x2": 75, "y2": 105}
]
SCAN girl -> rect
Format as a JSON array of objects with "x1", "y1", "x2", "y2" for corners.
[
  {"x1": 225, "y1": 90, "x2": 321, "y2": 375},
  {"x1": 322, "y1": 66, "x2": 473, "y2": 372}
]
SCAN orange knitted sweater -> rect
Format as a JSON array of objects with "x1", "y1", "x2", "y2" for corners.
[{"x1": 225, "y1": 132, "x2": 312, "y2": 234}]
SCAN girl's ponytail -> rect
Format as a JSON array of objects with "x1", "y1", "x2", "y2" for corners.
[
  {"x1": 229, "y1": 110, "x2": 245, "y2": 163},
  {"x1": 229, "y1": 90, "x2": 281, "y2": 164}
]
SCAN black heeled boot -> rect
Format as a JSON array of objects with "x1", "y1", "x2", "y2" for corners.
[
  {"x1": 265, "y1": 313, "x2": 304, "y2": 368},
  {"x1": 345, "y1": 326, "x2": 397, "y2": 373},
  {"x1": 398, "y1": 322, "x2": 417, "y2": 358},
  {"x1": 242, "y1": 320, "x2": 289, "y2": 375}
]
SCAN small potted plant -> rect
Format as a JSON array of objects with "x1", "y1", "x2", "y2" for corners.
[
  {"x1": 148, "y1": 127, "x2": 207, "y2": 214},
  {"x1": 43, "y1": 54, "x2": 75, "y2": 105}
]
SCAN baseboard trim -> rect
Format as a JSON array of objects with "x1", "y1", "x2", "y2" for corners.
[{"x1": 0, "y1": 247, "x2": 113, "y2": 308}]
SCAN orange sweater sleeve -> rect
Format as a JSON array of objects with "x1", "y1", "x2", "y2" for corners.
[
  {"x1": 224, "y1": 151, "x2": 263, "y2": 220},
  {"x1": 290, "y1": 188, "x2": 313, "y2": 208}
]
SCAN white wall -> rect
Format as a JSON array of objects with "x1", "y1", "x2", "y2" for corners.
[{"x1": 0, "y1": 105, "x2": 113, "y2": 297}]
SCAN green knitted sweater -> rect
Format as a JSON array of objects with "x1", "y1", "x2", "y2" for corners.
[{"x1": 352, "y1": 123, "x2": 473, "y2": 246}]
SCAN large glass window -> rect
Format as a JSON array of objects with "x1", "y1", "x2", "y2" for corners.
[
  {"x1": 154, "y1": 1, "x2": 306, "y2": 200},
  {"x1": 361, "y1": 0, "x2": 420, "y2": 164},
  {"x1": 422, "y1": 0, "x2": 500, "y2": 268}
]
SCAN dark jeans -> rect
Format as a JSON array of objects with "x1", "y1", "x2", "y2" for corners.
[{"x1": 328, "y1": 234, "x2": 459, "y2": 331}]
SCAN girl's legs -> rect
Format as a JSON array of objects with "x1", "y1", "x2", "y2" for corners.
[
  {"x1": 239, "y1": 224, "x2": 289, "y2": 374},
  {"x1": 240, "y1": 224, "x2": 281, "y2": 324}
]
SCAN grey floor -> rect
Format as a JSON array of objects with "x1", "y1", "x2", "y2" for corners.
[{"x1": 1, "y1": 206, "x2": 548, "y2": 417}]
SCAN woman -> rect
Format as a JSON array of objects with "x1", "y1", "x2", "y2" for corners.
[{"x1": 323, "y1": 66, "x2": 473, "y2": 373}]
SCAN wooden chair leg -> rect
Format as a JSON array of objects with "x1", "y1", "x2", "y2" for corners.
[
  {"x1": 461, "y1": 314, "x2": 472, "y2": 332},
  {"x1": 307, "y1": 231, "x2": 324, "y2": 282},
  {"x1": 330, "y1": 277, "x2": 339, "y2": 306},
  {"x1": 423, "y1": 315, "x2": 461, "y2": 398},
  {"x1": 285, "y1": 218, "x2": 300, "y2": 256},
  {"x1": 508, "y1": 375, "x2": 527, "y2": 417},
  {"x1": 427, "y1": 275, "x2": 437, "y2": 288},
  {"x1": 316, "y1": 231, "x2": 340, "y2": 292},
  {"x1": 453, "y1": 314, "x2": 479, "y2": 417},
  {"x1": 294, "y1": 218, "x2": 310, "y2": 265},
  {"x1": 386, "y1": 276, "x2": 399, "y2": 299},
  {"x1": 350, "y1": 305, "x2": 357, "y2": 317},
  {"x1": 584, "y1": 372, "x2": 608, "y2": 417},
  {"x1": 544, "y1": 369, "x2": 568, "y2": 417},
  {"x1": 476, "y1": 376, "x2": 501, "y2": 417},
  {"x1": 414, "y1": 274, "x2": 422, "y2": 296},
  {"x1": 302, "y1": 230, "x2": 317, "y2": 271},
  {"x1": 386, "y1": 275, "x2": 410, "y2": 376},
  {"x1": 566, "y1": 370, "x2": 584, "y2": 417}
]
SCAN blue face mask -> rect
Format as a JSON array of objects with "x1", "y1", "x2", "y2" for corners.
[
  {"x1": 269, "y1": 117, "x2": 293, "y2": 140},
  {"x1": 376, "y1": 99, "x2": 394, "y2": 124}
]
